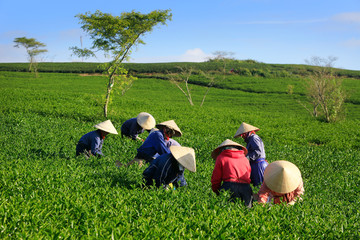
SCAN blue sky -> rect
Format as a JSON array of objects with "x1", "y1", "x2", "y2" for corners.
[{"x1": 1, "y1": 0, "x2": 359, "y2": 70}]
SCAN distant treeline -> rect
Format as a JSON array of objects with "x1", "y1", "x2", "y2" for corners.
[{"x1": 0, "y1": 60, "x2": 359, "y2": 78}]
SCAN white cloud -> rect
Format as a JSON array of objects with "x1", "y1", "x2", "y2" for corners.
[
  {"x1": 342, "y1": 38, "x2": 360, "y2": 48},
  {"x1": 332, "y1": 12, "x2": 360, "y2": 23},
  {"x1": 0, "y1": 43, "x2": 28, "y2": 62},
  {"x1": 179, "y1": 48, "x2": 210, "y2": 62}
]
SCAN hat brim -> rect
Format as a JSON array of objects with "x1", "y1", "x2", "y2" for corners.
[
  {"x1": 170, "y1": 146, "x2": 196, "y2": 172},
  {"x1": 94, "y1": 120, "x2": 118, "y2": 135},
  {"x1": 234, "y1": 122, "x2": 259, "y2": 138},
  {"x1": 264, "y1": 160, "x2": 302, "y2": 194},
  {"x1": 156, "y1": 123, "x2": 182, "y2": 137},
  {"x1": 211, "y1": 139, "x2": 248, "y2": 159}
]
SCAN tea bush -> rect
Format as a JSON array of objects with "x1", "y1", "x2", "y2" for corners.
[
  {"x1": 0, "y1": 71, "x2": 359, "y2": 239},
  {"x1": 1, "y1": 62, "x2": 360, "y2": 79}
]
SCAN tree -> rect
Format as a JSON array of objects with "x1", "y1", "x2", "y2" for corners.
[
  {"x1": 199, "y1": 70, "x2": 216, "y2": 107},
  {"x1": 13, "y1": 37, "x2": 47, "y2": 76},
  {"x1": 199, "y1": 51, "x2": 236, "y2": 106},
  {"x1": 168, "y1": 66, "x2": 195, "y2": 106},
  {"x1": 211, "y1": 50, "x2": 235, "y2": 61},
  {"x1": 169, "y1": 51, "x2": 236, "y2": 107},
  {"x1": 302, "y1": 56, "x2": 346, "y2": 122},
  {"x1": 208, "y1": 50, "x2": 235, "y2": 79},
  {"x1": 71, "y1": 10, "x2": 172, "y2": 118}
]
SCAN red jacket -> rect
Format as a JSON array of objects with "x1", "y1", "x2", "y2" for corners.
[{"x1": 211, "y1": 149, "x2": 251, "y2": 194}]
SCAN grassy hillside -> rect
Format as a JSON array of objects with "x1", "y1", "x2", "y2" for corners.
[
  {"x1": 1, "y1": 61, "x2": 360, "y2": 79},
  {"x1": 0, "y1": 71, "x2": 359, "y2": 238}
]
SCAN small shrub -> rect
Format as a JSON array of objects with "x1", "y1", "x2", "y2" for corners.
[{"x1": 287, "y1": 85, "x2": 294, "y2": 95}]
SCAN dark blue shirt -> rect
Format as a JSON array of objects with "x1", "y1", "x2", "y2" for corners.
[
  {"x1": 143, "y1": 153, "x2": 186, "y2": 188},
  {"x1": 121, "y1": 118, "x2": 144, "y2": 140},
  {"x1": 76, "y1": 130, "x2": 104, "y2": 156},
  {"x1": 245, "y1": 134, "x2": 266, "y2": 161},
  {"x1": 137, "y1": 130, "x2": 170, "y2": 159}
]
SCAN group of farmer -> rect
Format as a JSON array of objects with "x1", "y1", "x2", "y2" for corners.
[{"x1": 76, "y1": 112, "x2": 304, "y2": 206}]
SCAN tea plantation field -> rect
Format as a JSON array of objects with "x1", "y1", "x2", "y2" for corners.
[{"x1": 0, "y1": 71, "x2": 359, "y2": 239}]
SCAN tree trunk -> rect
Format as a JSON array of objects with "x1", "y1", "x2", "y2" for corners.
[
  {"x1": 200, "y1": 87, "x2": 210, "y2": 107},
  {"x1": 29, "y1": 57, "x2": 33, "y2": 72},
  {"x1": 313, "y1": 103, "x2": 318, "y2": 117},
  {"x1": 104, "y1": 77, "x2": 114, "y2": 118},
  {"x1": 104, "y1": 90, "x2": 110, "y2": 118},
  {"x1": 185, "y1": 81, "x2": 194, "y2": 106}
]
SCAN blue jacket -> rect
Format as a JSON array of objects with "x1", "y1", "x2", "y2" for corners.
[
  {"x1": 76, "y1": 130, "x2": 104, "y2": 157},
  {"x1": 143, "y1": 153, "x2": 186, "y2": 188},
  {"x1": 137, "y1": 130, "x2": 170, "y2": 160},
  {"x1": 152, "y1": 138, "x2": 181, "y2": 159},
  {"x1": 245, "y1": 134, "x2": 266, "y2": 161},
  {"x1": 121, "y1": 118, "x2": 144, "y2": 140}
]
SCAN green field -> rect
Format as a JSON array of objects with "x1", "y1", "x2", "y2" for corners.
[{"x1": 0, "y1": 69, "x2": 359, "y2": 239}]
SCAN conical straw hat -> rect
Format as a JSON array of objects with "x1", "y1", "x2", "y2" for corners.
[
  {"x1": 156, "y1": 120, "x2": 182, "y2": 137},
  {"x1": 170, "y1": 146, "x2": 196, "y2": 172},
  {"x1": 264, "y1": 160, "x2": 302, "y2": 194},
  {"x1": 94, "y1": 120, "x2": 118, "y2": 135},
  {"x1": 211, "y1": 139, "x2": 248, "y2": 160},
  {"x1": 137, "y1": 112, "x2": 156, "y2": 130},
  {"x1": 234, "y1": 122, "x2": 259, "y2": 138}
]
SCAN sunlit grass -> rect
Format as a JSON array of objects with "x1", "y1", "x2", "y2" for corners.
[{"x1": 0, "y1": 71, "x2": 359, "y2": 238}]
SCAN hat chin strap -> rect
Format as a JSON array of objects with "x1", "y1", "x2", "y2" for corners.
[
  {"x1": 164, "y1": 130, "x2": 170, "y2": 141},
  {"x1": 100, "y1": 130, "x2": 106, "y2": 139},
  {"x1": 243, "y1": 131, "x2": 255, "y2": 139}
]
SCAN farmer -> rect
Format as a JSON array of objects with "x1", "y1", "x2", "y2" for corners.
[
  {"x1": 147, "y1": 127, "x2": 187, "y2": 186},
  {"x1": 211, "y1": 139, "x2": 253, "y2": 207},
  {"x1": 76, "y1": 120, "x2": 118, "y2": 158},
  {"x1": 143, "y1": 145, "x2": 196, "y2": 188},
  {"x1": 126, "y1": 120, "x2": 182, "y2": 167},
  {"x1": 234, "y1": 122, "x2": 268, "y2": 187},
  {"x1": 121, "y1": 112, "x2": 156, "y2": 141},
  {"x1": 257, "y1": 160, "x2": 304, "y2": 205},
  {"x1": 150, "y1": 128, "x2": 181, "y2": 149}
]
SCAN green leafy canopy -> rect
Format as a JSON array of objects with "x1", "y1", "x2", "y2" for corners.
[
  {"x1": 14, "y1": 37, "x2": 48, "y2": 58},
  {"x1": 13, "y1": 37, "x2": 48, "y2": 75},
  {"x1": 70, "y1": 9, "x2": 172, "y2": 117},
  {"x1": 72, "y1": 9, "x2": 172, "y2": 60}
]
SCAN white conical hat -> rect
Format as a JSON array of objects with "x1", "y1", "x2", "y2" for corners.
[
  {"x1": 94, "y1": 120, "x2": 118, "y2": 135},
  {"x1": 156, "y1": 120, "x2": 182, "y2": 137},
  {"x1": 211, "y1": 139, "x2": 248, "y2": 160},
  {"x1": 234, "y1": 122, "x2": 259, "y2": 138},
  {"x1": 137, "y1": 112, "x2": 156, "y2": 130},
  {"x1": 264, "y1": 160, "x2": 302, "y2": 194},
  {"x1": 170, "y1": 146, "x2": 196, "y2": 172}
]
